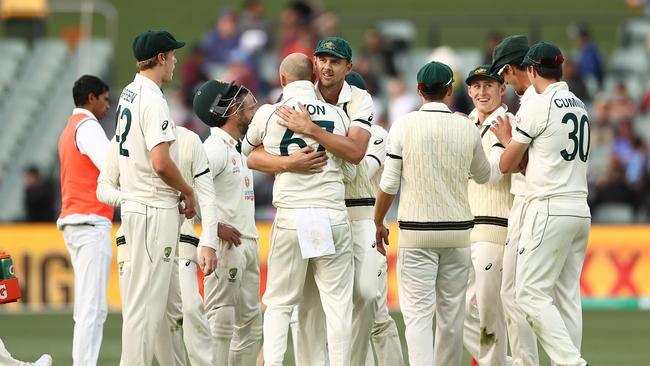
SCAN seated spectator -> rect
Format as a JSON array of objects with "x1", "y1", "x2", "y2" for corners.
[
  {"x1": 279, "y1": 1, "x2": 314, "y2": 55},
  {"x1": 23, "y1": 165, "x2": 55, "y2": 222},
  {"x1": 590, "y1": 158, "x2": 640, "y2": 216},
  {"x1": 360, "y1": 27, "x2": 399, "y2": 78},
  {"x1": 609, "y1": 82, "x2": 637, "y2": 123},
  {"x1": 201, "y1": 10, "x2": 241, "y2": 65}
]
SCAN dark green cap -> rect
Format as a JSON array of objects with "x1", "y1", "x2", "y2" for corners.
[
  {"x1": 132, "y1": 30, "x2": 186, "y2": 61},
  {"x1": 314, "y1": 37, "x2": 352, "y2": 61},
  {"x1": 465, "y1": 64, "x2": 504, "y2": 85},
  {"x1": 193, "y1": 80, "x2": 237, "y2": 127},
  {"x1": 521, "y1": 42, "x2": 565, "y2": 68},
  {"x1": 417, "y1": 61, "x2": 454, "y2": 91},
  {"x1": 345, "y1": 70, "x2": 367, "y2": 90},
  {"x1": 489, "y1": 35, "x2": 529, "y2": 73}
]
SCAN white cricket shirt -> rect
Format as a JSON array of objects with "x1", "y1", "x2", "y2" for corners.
[
  {"x1": 513, "y1": 81, "x2": 589, "y2": 201},
  {"x1": 204, "y1": 127, "x2": 258, "y2": 239},
  {"x1": 115, "y1": 73, "x2": 179, "y2": 208},
  {"x1": 242, "y1": 80, "x2": 352, "y2": 210}
]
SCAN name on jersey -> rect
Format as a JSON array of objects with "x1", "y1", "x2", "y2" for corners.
[
  {"x1": 301, "y1": 104, "x2": 326, "y2": 116},
  {"x1": 553, "y1": 97, "x2": 585, "y2": 110},
  {"x1": 120, "y1": 88, "x2": 137, "y2": 103}
]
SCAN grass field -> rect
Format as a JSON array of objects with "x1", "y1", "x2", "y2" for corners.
[
  {"x1": 1, "y1": 310, "x2": 649, "y2": 365},
  {"x1": 21, "y1": 0, "x2": 636, "y2": 87}
]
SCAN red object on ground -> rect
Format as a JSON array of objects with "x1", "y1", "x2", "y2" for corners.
[
  {"x1": 471, "y1": 358, "x2": 478, "y2": 366},
  {"x1": 0, "y1": 277, "x2": 21, "y2": 304}
]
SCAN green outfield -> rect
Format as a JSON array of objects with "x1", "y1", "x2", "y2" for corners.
[{"x1": 1, "y1": 310, "x2": 648, "y2": 365}]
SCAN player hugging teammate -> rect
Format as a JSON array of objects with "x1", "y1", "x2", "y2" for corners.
[{"x1": 87, "y1": 28, "x2": 590, "y2": 366}]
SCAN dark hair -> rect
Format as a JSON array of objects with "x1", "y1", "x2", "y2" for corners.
[
  {"x1": 533, "y1": 65, "x2": 563, "y2": 81},
  {"x1": 419, "y1": 84, "x2": 450, "y2": 102},
  {"x1": 72, "y1": 75, "x2": 109, "y2": 107}
]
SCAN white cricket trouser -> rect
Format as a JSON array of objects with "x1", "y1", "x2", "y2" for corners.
[
  {"x1": 154, "y1": 259, "x2": 188, "y2": 366},
  {"x1": 119, "y1": 201, "x2": 180, "y2": 366},
  {"x1": 516, "y1": 197, "x2": 590, "y2": 366},
  {"x1": 204, "y1": 237, "x2": 262, "y2": 366},
  {"x1": 463, "y1": 241, "x2": 507, "y2": 366},
  {"x1": 398, "y1": 246, "x2": 469, "y2": 366},
  {"x1": 0, "y1": 338, "x2": 24, "y2": 366},
  {"x1": 62, "y1": 220, "x2": 112, "y2": 366},
  {"x1": 263, "y1": 208, "x2": 353, "y2": 366},
  {"x1": 178, "y1": 258, "x2": 215, "y2": 366},
  {"x1": 365, "y1": 250, "x2": 405, "y2": 366},
  {"x1": 501, "y1": 195, "x2": 539, "y2": 366},
  {"x1": 292, "y1": 218, "x2": 377, "y2": 366}
]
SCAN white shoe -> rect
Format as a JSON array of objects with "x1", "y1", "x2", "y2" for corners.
[{"x1": 17, "y1": 354, "x2": 52, "y2": 366}]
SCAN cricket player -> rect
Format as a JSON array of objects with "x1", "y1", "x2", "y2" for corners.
[
  {"x1": 243, "y1": 53, "x2": 356, "y2": 366},
  {"x1": 374, "y1": 61, "x2": 498, "y2": 366},
  {"x1": 0, "y1": 338, "x2": 52, "y2": 366},
  {"x1": 496, "y1": 42, "x2": 591, "y2": 366},
  {"x1": 341, "y1": 71, "x2": 404, "y2": 366},
  {"x1": 115, "y1": 30, "x2": 196, "y2": 366},
  {"x1": 193, "y1": 79, "x2": 262, "y2": 366},
  {"x1": 57, "y1": 75, "x2": 112, "y2": 366},
  {"x1": 462, "y1": 65, "x2": 513, "y2": 365},
  {"x1": 251, "y1": 38, "x2": 374, "y2": 366},
  {"x1": 489, "y1": 34, "x2": 540, "y2": 366},
  {"x1": 97, "y1": 126, "x2": 219, "y2": 366}
]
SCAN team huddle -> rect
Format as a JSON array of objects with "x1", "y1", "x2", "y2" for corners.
[{"x1": 54, "y1": 28, "x2": 591, "y2": 366}]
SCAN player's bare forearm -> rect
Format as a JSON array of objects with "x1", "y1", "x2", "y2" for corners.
[
  {"x1": 310, "y1": 126, "x2": 369, "y2": 164},
  {"x1": 276, "y1": 103, "x2": 369, "y2": 164},
  {"x1": 151, "y1": 142, "x2": 196, "y2": 217},
  {"x1": 499, "y1": 140, "x2": 528, "y2": 174},
  {"x1": 374, "y1": 189, "x2": 395, "y2": 256},
  {"x1": 374, "y1": 189, "x2": 396, "y2": 227},
  {"x1": 247, "y1": 145, "x2": 327, "y2": 173}
]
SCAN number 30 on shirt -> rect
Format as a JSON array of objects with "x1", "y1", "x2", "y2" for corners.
[{"x1": 561, "y1": 112, "x2": 590, "y2": 163}]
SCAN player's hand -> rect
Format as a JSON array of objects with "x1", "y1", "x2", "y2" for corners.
[
  {"x1": 198, "y1": 246, "x2": 217, "y2": 276},
  {"x1": 490, "y1": 115, "x2": 512, "y2": 146},
  {"x1": 179, "y1": 191, "x2": 196, "y2": 219},
  {"x1": 276, "y1": 103, "x2": 316, "y2": 135},
  {"x1": 218, "y1": 222, "x2": 242, "y2": 249},
  {"x1": 287, "y1": 146, "x2": 328, "y2": 173},
  {"x1": 375, "y1": 224, "x2": 389, "y2": 256}
]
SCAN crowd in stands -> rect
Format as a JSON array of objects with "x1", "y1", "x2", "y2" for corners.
[{"x1": 13, "y1": 0, "x2": 650, "y2": 223}]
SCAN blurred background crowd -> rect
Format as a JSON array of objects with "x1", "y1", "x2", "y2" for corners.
[{"x1": 2, "y1": 0, "x2": 650, "y2": 223}]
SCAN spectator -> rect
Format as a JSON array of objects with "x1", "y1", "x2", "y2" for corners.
[
  {"x1": 570, "y1": 24, "x2": 605, "y2": 86},
  {"x1": 180, "y1": 45, "x2": 209, "y2": 108},
  {"x1": 238, "y1": 0, "x2": 271, "y2": 49},
  {"x1": 608, "y1": 82, "x2": 637, "y2": 123},
  {"x1": 23, "y1": 165, "x2": 55, "y2": 222},
  {"x1": 360, "y1": 27, "x2": 399, "y2": 78},
  {"x1": 387, "y1": 77, "x2": 418, "y2": 126},
  {"x1": 590, "y1": 158, "x2": 639, "y2": 216},
  {"x1": 483, "y1": 32, "x2": 504, "y2": 64},
  {"x1": 279, "y1": 1, "x2": 315, "y2": 59},
  {"x1": 200, "y1": 10, "x2": 241, "y2": 65},
  {"x1": 563, "y1": 58, "x2": 591, "y2": 102}
]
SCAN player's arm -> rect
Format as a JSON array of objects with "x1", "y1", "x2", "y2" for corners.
[
  {"x1": 77, "y1": 119, "x2": 110, "y2": 170},
  {"x1": 498, "y1": 105, "x2": 540, "y2": 173},
  {"x1": 144, "y1": 104, "x2": 195, "y2": 218},
  {"x1": 374, "y1": 122, "x2": 403, "y2": 256},
  {"x1": 190, "y1": 135, "x2": 218, "y2": 275},
  {"x1": 469, "y1": 128, "x2": 496, "y2": 184},
  {"x1": 365, "y1": 126, "x2": 388, "y2": 178},
  {"x1": 96, "y1": 138, "x2": 122, "y2": 207},
  {"x1": 275, "y1": 103, "x2": 370, "y2": 164},
  {"x1": 246, "y1": 145, "x2": 328, "y2": 173}
]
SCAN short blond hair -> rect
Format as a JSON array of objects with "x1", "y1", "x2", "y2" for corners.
[{"x1": 136, "y1": 50, "x2": 172, "y2": 71}]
